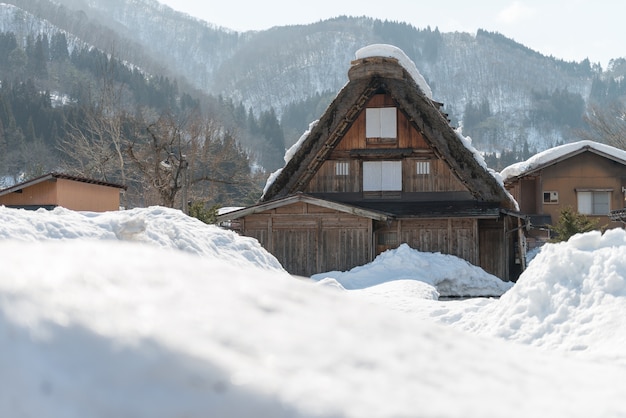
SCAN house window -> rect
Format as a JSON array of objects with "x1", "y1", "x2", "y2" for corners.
[
  {"x1": 577, "y1": 190, "x2": 611, "y2": 215},
  {"x1": 366, "y1": 108, "x2": 397, "y2": 138},
  {"x1": 416, "y1": 161, "x2": 431, "y2": 175},
  {"x1": 543, "y1": 191, "x2": 559, "y2": 204},
  {"x1": 335, "y1": 161, "x2": 349, "y2": 176},
  {"x1": 363, "y1": 161, "x2": 402, "y2": 191}
]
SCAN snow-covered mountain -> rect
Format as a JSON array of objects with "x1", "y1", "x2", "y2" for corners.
[{"x1": 3, "y1": 0, "x2": 624, "y2": 153}]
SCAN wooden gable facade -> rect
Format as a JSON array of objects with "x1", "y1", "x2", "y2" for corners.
[
  {"x1": 502, "y1": 141, "x2": 626, "y2": 244},
  {"x1": 219, "y1": 47, "x2": 522, "y2": 281}
]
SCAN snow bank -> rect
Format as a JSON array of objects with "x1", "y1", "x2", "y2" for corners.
[
  {"x1": 311, "y1": 243, "x2": 513, "y2": 297},
  {"x1": 3, "y1": 239, "x2": 626, "y2": 417},
  {"x1": 355, "y1": 44, "x2": 433, "y2": 99},
  {"x1": 3, "y1": 207, "x2": 626, "y2": 416},
  {"x1": 454, "y1": 228, "x2": 626, "y2": 364},
  {"x1": 0, "y1": 206, "x2": 284, "y2": 271},
  {"x1": 500, "y1": 140, "x2": 626, "y2": 181}
]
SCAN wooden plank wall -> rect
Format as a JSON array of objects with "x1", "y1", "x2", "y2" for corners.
[
  {"x1": 303, "y1": 93, "x2": 468, "y2": 195},
  {"x1": 334, "y1": 94, "x2": 430, "y2": 152},
  {"x1": 305, "y1": 160, "x2": 361, "y2": 193},
  {"x1": 243, "y1": 206, "x2": 509, "y2": 279},
  {"x1": 374, "y1": 218, "x2": 479, "y2": 266},
  {"x1": 397, "y1": 218, "x2": 479, "y2": 265},
  {"x1": 478, "y1": 219, "x2": 508, "y2": 280},
  {"x1": 242, "y1": 202, "x2": 372, "y2": 276},
  {"x1": 403, "y1": 159, "x2": 467, "y2": 193},
  {"x1": 306, "y1": 158, "x2": 468, "y2": 194}
]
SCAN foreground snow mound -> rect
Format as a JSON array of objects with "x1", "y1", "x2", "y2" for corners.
[
  {"x1": 456, "y1": 229, "x2": 626, "y2": 363},
  {"x1": 2, "y1": 239, "x2": 626, "y2": 418},
  {"x1": 0, "y1": 206, "x2": 283, "y2": 271},
  {"x1": 311, "y1": 243, "x2": 513, "y2": 297}
]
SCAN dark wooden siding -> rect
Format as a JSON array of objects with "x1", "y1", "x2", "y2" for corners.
[
  {"x1": 333, "y1": 94, "x2": 430, "y2": 153},
  {"x1": 404, "y1": 159, "x2": 467, "y2": 193},
  {"x1": 411, "y1": 218, "x2": 477, "y2": 264},
  {"x1": 242, "y1": 202, "x2": 372, "y2": 276},
  {"x1": 375, "y1": 218, "x2": 479, "y2": 266},
  {"x1": 305, "y1": 160, "x2": 361, "y2": 193},
  {"x1": 478, "y1": 219, "x2": 509, "y2": 280},
  {"x1": 303, "y1": 92, "x2": 468, "y2": 195},
  {"x1": 306, "y1": 157, "x2": 469, "y2": 194}
]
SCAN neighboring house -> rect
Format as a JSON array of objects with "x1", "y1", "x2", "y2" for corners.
[
  {"x1": 501, "y1": 140, "x2": 626, "y2": 244},
  {"x1": 0, "y1": 172, "x2": 126, "y2": 212},
  {"x1": 218, "y1": 45, "x2": 523, "y2": 281}
]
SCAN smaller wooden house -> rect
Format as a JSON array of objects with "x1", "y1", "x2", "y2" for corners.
[
  {"x1": 0, "y1": 172, "x2": 126, "y2": 212},
  {"x1": 219, "y1": 45, "x2": 524, "y2": 281},
  {"x1": 501, "y1": 140, "x2": 626, "y2": 244}
]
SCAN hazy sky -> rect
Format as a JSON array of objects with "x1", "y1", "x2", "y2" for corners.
[{"x1": 157, "y1": 0, "x2": 624, "y2": 69}]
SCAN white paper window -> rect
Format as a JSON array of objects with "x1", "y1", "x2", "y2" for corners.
[
  {"x1": 335, "y1": 161, "x2": 349, "y2": 176},
  {"x1": 366, "y1": 108, "x2": 397, "y2": 138},
  {"x1": 578, "y1": 191, "x2": 610, "y2": 215},
  {"x1": 363, "y1": 161, "x2": 402, "y2": 191},
  {"x1": 416, "y1": 161, "x2": 431, "y2": 175}
]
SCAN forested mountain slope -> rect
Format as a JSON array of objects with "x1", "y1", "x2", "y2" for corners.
[{"x1": 1, "y1": 0, "x2": 625, "y2": 182}]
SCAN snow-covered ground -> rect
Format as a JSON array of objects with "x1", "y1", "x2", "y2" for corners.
[{"x1": 2, "y1": 205, "x2": 626, "y2": 417}]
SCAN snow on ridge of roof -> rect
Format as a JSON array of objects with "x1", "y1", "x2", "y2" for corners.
[
  {"x1": 262, "y1": 120, "x2": 318, "y2": 198},
  {"x1": 455, "y1": 128, "x2": 519, "y2": 210},
  {"x1": 354, "y1": 44, "x2": 433, "y2": 99},
  {"x1": 500, "y1": 140, "x2": 626, "y2": 182},
  {"x1": 284, "y1": 120, "x2": 318, "y2": 165}
]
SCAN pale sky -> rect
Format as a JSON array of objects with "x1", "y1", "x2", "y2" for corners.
[{"x1": 157, "y1": 0, "x2": 624, "y2": 69}]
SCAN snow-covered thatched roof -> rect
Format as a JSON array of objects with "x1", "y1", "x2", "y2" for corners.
[{"x1": 262, "y1": 44, "x2": 515, "y2": 209}]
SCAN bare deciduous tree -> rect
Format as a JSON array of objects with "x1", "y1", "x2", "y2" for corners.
[
  {"x1": 126, "y1": 111, "x2": 249, "y2": 212},
  {"x1": 127, "y1": 112, "x2": 189, "y2": 209},
  {"x1": 576, "y1": 102, "x2": 626, "y2": 150},
  {"x1": 59, "y1": 107, "x2": 127, "y2": 182}
]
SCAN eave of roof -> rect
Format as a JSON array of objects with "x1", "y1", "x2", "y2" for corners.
[
  {"x1": 0, "y1": 172, "x2": 127, "y2": 197},
  {"x1": 344, "y1": 200, "x2": 504, "y2": 219},
  {"x1": 502, "y1": 142, "x2": 626, "y2": 183},
  {"x1": 216, "y1": 193, "x2": 393, "y2": 222}
]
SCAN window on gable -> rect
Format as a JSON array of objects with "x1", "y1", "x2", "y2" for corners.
[
  {"x1": 577, "y1": 190, "x2": 611, "y2": 215},
  {"x1": 416, "y1": 161, "x2": 431, "y2": 175},
  {"x1": 363, "y1": 161, "x2": 402, "y2": 191},
  {"x1": 366, "y1": 108, "x2": 397, "y2": 138},
  {"x1": 335, "y1": 161, "x2": 350, "y2": 176}
]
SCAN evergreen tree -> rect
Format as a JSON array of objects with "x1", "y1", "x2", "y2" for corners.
[
  {"x1": 50, "y1": 32, "x2": 69, "y2": 62},
  {"x1": 551, "y1": 207, "x2": 598, "y2": 242},
  {"x1": 258, "y1": 108, "x2": 285, "y2": 171}
]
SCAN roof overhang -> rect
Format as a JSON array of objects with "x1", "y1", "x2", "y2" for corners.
[
  {"x1": 216, "y1": 193, "x2": 393, "y2": 222},
  {"x1": 218, "y1": 195, "x2": 522, "y2": 223},
  {"x1": 505, "y1": 145, "x2": 626, "y2": 184}
]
